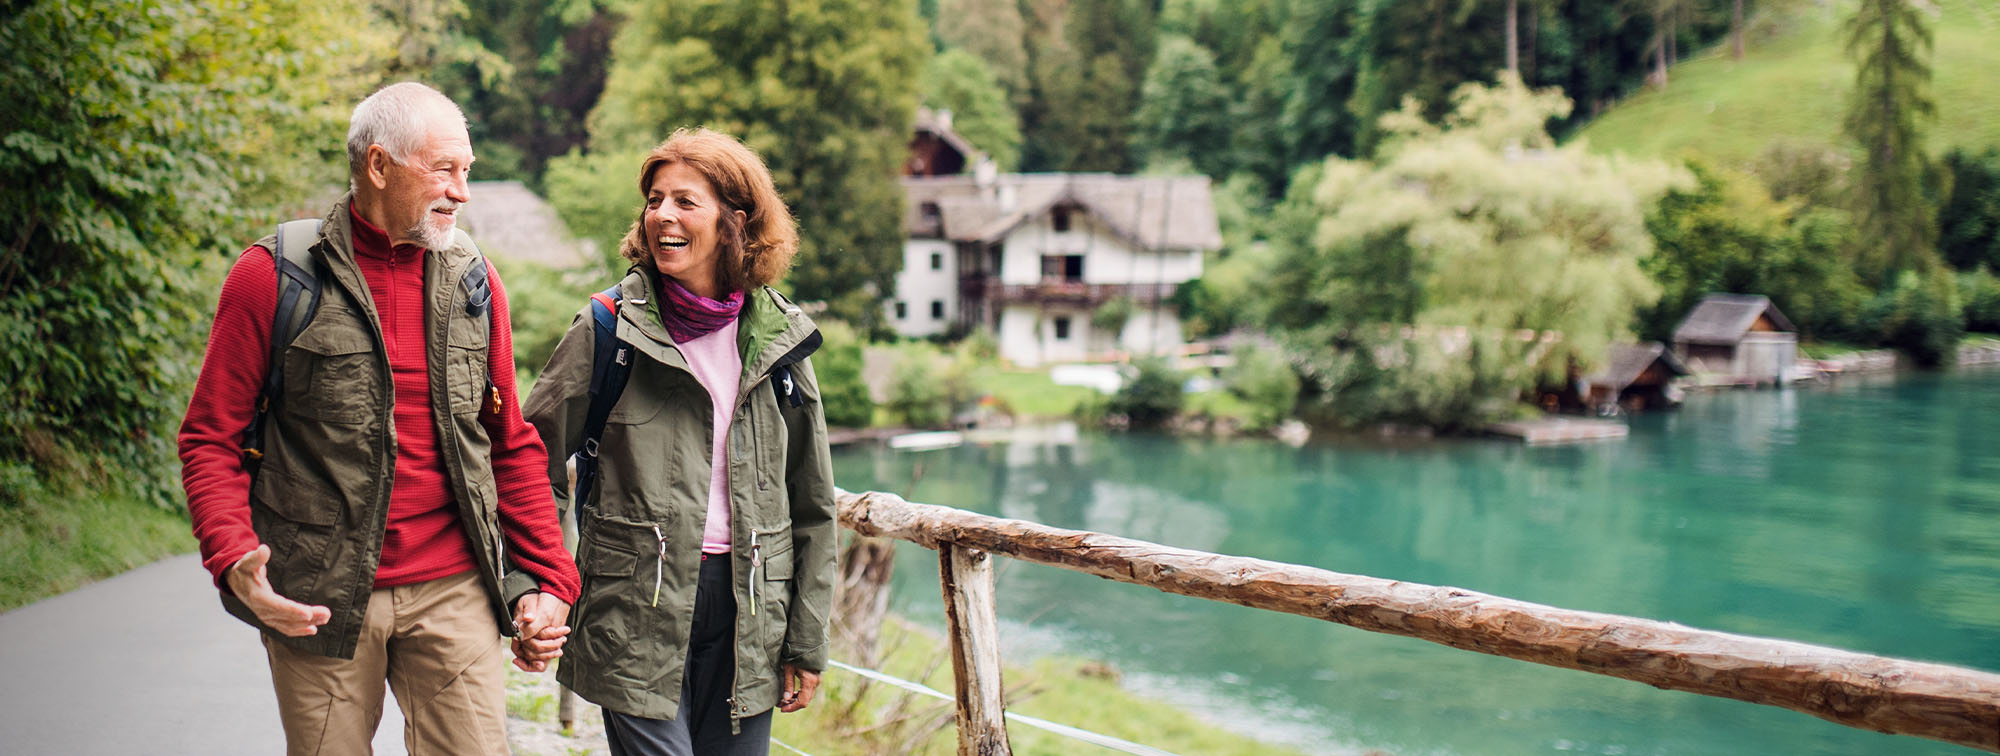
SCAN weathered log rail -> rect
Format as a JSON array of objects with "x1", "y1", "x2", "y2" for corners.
[{"x1": 834, "y1": 488, "x2": 2000, "y2": 755}]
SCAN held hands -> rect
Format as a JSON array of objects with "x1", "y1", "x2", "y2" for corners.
[
  {"x1": 510, "y1": 591, "x2": 572, "y2": 672},
  {"x1": 779, "y1": 665, "x2": 821, "y2": 712},
  {"x1": 227, "y1": 545, "x2": 333, "y2": 637}
]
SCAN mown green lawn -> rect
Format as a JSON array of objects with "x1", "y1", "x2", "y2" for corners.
[{"x1": 1576, "y1": 2, "x2": 2000, "y2": 168}]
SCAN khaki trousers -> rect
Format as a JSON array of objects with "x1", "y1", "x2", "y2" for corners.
[{"x1": 263, "y1": 570, "x2": 509, "y2": 756}]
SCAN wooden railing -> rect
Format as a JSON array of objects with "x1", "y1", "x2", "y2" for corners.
[{"x1": 834, "y1": 489, "x2": 2000, "y2": 756}]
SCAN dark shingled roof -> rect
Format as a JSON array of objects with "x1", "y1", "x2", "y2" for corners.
[
  {"x1": 458, "y1": 181, "x2": 594, "y2": 270},
  {"x1": 1671, "y1": 294, "x2": 1796, "y2": 346},
  {"x1": 913, "y1": 106, "x2": 984, "y2": 166},
  {"x1": 1586, "y1": 341, "x2": 1689, "y2": 390},
  {"x1": 903, "y1": 173, "x2": 1222, "y2": 251}
]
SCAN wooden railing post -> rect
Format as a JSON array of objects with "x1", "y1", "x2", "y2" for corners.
[{"x1": 939, "y1": 543, "x2": 1012, "y2": 756}]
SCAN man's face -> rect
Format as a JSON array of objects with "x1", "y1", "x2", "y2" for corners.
[{"x1": 377, "y1": 116, "x2": 473, "y2": 250}]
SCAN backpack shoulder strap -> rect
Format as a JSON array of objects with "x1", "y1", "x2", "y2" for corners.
[
  {"x1": 454, "y1": 229, "x2": 492, "y2": 317},
  {"x1": 241, "y1": 218, "x2": 326, "y2": 475},
  {"x1": 573, "y1": 286, "x2": 633, "y2": 507}
]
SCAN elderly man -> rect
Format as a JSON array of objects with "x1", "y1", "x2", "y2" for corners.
[{"x1": 178, "y1": 82, "x2": 579, "y2": 754}]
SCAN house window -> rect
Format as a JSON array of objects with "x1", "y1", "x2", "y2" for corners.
[
  {"x1": 988, "y1": 246, "x2": 1003, "y2": 275},
  {"x1": 1052, "y1": 206, "x2": 1072, "y2": 232},
  {"x1": 895, "y1": 301, "x2": 908, "y2": 320},
  {"x1": 1053, "y1": 316, "x2": 1072, "y2": 340},
  {"x1": 1040, "y1": 254, "x2": 1084, "y2": 283},
  {"x1": 931, "y1": 300, "x2": 945, "y2": 319},
  {"x1": 930, "y1": 252, "x2": 943, "y2": 271}
]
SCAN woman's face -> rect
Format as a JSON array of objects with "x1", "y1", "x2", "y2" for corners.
[{"x1": 643, "y1": 161, "x2": 742, "y2": 298}]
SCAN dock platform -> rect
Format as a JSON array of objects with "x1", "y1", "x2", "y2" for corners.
[{"x1": 1486, "y1": 416, "x2": 1629, "y2": 444}]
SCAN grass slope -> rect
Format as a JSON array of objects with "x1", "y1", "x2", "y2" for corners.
[
  {"x1": 0, "y1": 471, "x2": 194, "y2": 611},
  {"x1": 1576, "y1": 2, "x2": 2000, "y2": 167}
]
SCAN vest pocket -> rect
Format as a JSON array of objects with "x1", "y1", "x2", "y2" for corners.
[
  {"x1": 248, "y1": 472, "x2": 342, "y2": 604},
  {"x1": 446, "y1": 327, "x2": 488, "y2": 416},
  {"x1": 284, "y1": 328, "x2": 375, "y2": 424}
]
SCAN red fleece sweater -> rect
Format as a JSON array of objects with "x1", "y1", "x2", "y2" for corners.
[{"x1": 178, "y1": 208, "x2": 579, "y2": 604}]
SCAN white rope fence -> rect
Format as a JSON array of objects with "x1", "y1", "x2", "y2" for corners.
[{"x1": 827, "y1": 659, "x2": 1185, "y2": 756}]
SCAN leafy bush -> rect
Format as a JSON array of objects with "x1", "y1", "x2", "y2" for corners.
[
  {"x1": 1958, "y1": 268, "x2": 2000, "y2": 334},
  {"x1": 1939, "y1": 147, "x2": 2000, "y2": 272},
  {"x1": 812, "y1": 320, "x2": 875, "y2": 428},
  {"x1": 1858, "y1": 269, "x2": 1964, "y2": 368},
  {"x1": 501, "y1": 260, "x2": 599, "y2": 385},
  {"x1": 885, "y1": 343, "x2": 960, "y2": 429},
  {"x1": 0, "y1": 0, "x2": 375, "y2": 506},
  {"x1": 1224, "y1": 346, "x2": 1299, "y2": 432},
  {"x1": 1107, "y1": 357, "x2": 1185, "y2": 429}
]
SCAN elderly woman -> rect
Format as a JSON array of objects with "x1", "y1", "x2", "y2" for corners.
[{"x1": 522, "y1": 128, "x2": 835, "y2": 756}]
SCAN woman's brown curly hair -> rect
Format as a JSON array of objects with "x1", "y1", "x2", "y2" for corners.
[{"x1": 618, "y1": 128, "x2": 798, "y2": 292}]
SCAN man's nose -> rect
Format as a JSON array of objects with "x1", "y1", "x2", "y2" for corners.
[{"x1": 447, "y1": 171, "x2": 471, "y2": 204}]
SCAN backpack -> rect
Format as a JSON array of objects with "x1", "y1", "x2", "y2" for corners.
[
  {"x1": 570, "y1": 285, "x2": 812, "y2": 508},
  {"x1": 239, "y1": 219, "x2": 493, "y2": 476}
]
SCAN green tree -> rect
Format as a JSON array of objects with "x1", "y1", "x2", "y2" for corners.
[
  {"x1": 921, "y1": 49, "x2": 1022, "y2": 170},
  {"x1": 1639, "y1": 161, "x2": 1869, "y2": 343},
  {"x1": 1843, "y1": 0, "x2": 1938, "y2": 284},
  {"x1": 1133, "y1": 35, "x2": 1232, "y2": 178},
  {"x1": 1347, "y1": 0, "x2": 1504, "y2": 154},
  {"x1": 0, "y1": 0, "x2": 382, "y2": 500},
  {"x1": 1938, "y1": 147, "x2": 2000, "y2": 272},
  {"x1": 935, "y1": 0, "x2": 1030, "y2": 104},
  {"x1": 442, "y1": 0, "x2": 618, "y2": 183},
  {"x1": 1266, "y1": 76, "x2": 1681, "y2": 430},
  {"x1": 585, "y1": 0, "x2": 927, "y2": 327},
  {"x1": 1020, "y1": 0, "x2": 1153, "y2": 171}
]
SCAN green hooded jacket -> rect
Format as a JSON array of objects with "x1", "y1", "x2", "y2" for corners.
[{"x1": 523, "y1": 269, "x2": 837, "y2": 724}]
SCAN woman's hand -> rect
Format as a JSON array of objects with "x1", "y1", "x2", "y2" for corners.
[{"x1": 779, "y1": 664, "x2": 821, "y2": 712}]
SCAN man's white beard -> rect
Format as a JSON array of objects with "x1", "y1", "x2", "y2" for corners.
[{"x1": 407, "y1": 203, "x2": 459, "y2": 250}]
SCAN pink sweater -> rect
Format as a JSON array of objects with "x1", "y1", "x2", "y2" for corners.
[{"x1": 676, "y1": 319, "x2": 743, "y2": 554}]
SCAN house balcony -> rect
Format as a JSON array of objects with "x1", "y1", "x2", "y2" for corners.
[{"x1": 967, "y1": 278, "x2": 1178, "y2": 306}]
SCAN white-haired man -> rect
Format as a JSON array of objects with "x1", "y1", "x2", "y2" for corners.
[{"x1": 178, "y1": 81, "x2": 579, "y2": 754}]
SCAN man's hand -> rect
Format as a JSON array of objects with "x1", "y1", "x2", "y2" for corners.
[
  {"x1": 779, "y1": 665, "x2": 821, "y2": 712},
  {"x1": 510, "y1": 592, "x2": 571, "y2": 672},
  {"x1": 227, "y1": 545, "x2": 332, "y2": 637}
]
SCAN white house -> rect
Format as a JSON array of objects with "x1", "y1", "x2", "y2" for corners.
[{"x1": 890, "y1": 110, "x2": 1222, "y2": 366}]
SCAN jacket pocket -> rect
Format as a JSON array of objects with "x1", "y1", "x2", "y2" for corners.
[
  {"x1": 572, "y1": 512, "x2": 669, "y2": 690},
  {"x1": 753, "y1": 527, "x2": 795, "y2": 655},
  {"x1": 284, "y1": 325, "x2": 375, "y2": 424}
]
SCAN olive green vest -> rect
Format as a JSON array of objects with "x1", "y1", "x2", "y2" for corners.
[{"x1": 223, "y1": 195, "x2": 537, "y2": 660}]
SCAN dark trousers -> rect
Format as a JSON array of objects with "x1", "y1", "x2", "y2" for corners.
[{"x1": 604, "y1": 555, "x2": 772, "y2": 756}]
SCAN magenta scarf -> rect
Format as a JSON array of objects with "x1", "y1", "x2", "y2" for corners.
[{"x1": 657, "y1": 274, "x2": 744, "y2": 344}]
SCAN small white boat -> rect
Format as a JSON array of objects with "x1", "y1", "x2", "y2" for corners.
[{"x1": 887, "y1": 430, "x2": 964, "y2": 451}]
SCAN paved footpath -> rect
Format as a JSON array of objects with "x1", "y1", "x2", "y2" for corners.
[{"x1": 0, "y1": 554, "x2": 406, "y2": 755}]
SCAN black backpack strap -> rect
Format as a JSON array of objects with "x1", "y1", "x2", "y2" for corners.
[
  {"x1": 242, "y1": 218, "x2": 325, "y2": 476},
  {"x1": 767, "y1": 329, "x2": 822, "y2": 410},
  {"x1": 573, "y1": 286, "x2": 633, "y2": 509}
]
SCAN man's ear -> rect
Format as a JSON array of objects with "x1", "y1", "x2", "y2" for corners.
[{"x1": 365, "y1": 145, "x2": 394, "y2": 191}]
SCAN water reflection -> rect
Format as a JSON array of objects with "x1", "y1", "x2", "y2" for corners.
[{"x1": 832, "y1": 369, "x2": 2000, "y2": 756}]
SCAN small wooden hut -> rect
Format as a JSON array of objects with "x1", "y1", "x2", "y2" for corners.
[
  {"x1": 1672, "y1": 294, "x2": 1798, "y2": 385},
  {"x1": 1583, "y1": 342, "x2": 1689, "y2": 412}
]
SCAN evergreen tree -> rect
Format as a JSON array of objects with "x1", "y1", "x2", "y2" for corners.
[
  {"x1": 922, "y1": 49, "x2": 1023, "y2": 170},
  {"x1": 935, "y1": 0, "x2": 1030, "y2": 105},
  {"x1": 1020, "y1": 0, "x2": 1153, "y2": 171},
  {"x1": 1843, "y1": 0, "x2": 1937, "y2": 284},
  {"x1": 1347, "y1": 0, "x2": 1505, "y2": 155},
  {"x1": 586, "y1": 0, "x2": 928, "y2": 326},
  {"x1": 1278, "y1": 0, "x2": 1364, "y2": 168},
  {"x1": 1133, "y1": 35, "x2": 1232, "y2": 178}
]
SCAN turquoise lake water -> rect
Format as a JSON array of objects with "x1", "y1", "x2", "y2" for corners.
[{"x1": 827, "y1": 367, "x2": 2000, "y2": 756}]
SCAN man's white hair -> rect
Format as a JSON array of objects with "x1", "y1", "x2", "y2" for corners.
[{"x1": 346, "y1": 82, "x2": 467, "y2": 187}]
